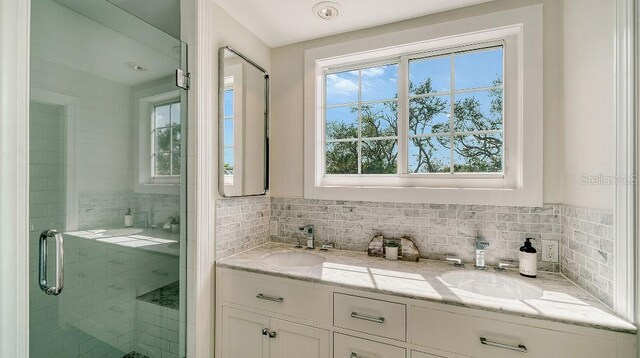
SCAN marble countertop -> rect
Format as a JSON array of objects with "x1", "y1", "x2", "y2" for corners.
[
  {"x1": 65, "y1": 227, "x2": 180, "y2": 256},
  {"x1": 217, "y1": 243, "x2": 636, "y2": 334}
]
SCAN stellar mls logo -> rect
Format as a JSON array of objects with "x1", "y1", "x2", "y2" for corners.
[{"x1": 580, "y1": 173, "x2": 637, "y2": 185}]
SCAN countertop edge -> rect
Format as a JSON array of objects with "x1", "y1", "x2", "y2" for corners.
[{"x1": 216, "y1": 261, "x2": 637, "y2": 335}]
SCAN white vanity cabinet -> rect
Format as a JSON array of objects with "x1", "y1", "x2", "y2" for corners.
[
  {"x1": 410, "y1": 306, "x2": 628, "y2": 358},
  {"x1": 221, "y1": 306, "x2": 330, "y2": 358},
  {"x1": 216, "y1": 268, "x2": 636, "y2": 358},
  {"x1": 334, "y1": 333, "x2": 405, "y2": 358}
]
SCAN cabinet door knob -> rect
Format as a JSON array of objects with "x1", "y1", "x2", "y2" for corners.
[
  {"x1": 268, "y1": 330, "x2": 277, "y2": 338},
  {"x1": 262, "y1": 328, "x2": 269, "y2": 336},
  {"x1": 350, "y1": 353, "x2": 358, "y2": 358}
]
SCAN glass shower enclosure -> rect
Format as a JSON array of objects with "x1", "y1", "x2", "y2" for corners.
[{"x1": 29, "y1": 0, "x2": 187, "y2": 357}]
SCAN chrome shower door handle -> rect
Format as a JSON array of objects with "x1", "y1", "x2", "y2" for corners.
[{"x1": 39, "y1": 229, "x2": 64, "y2": 296}]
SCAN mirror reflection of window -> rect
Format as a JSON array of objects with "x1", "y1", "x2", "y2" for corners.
[
  {"x1": 218, "y1": 46, "x2": 268, "y2": 197},
  {"x1": 223, "y1": 82, "x2": 235, "y2": 185},
  {"x1": 152, "y1": 101, "x2": 181, "y2": 177}
]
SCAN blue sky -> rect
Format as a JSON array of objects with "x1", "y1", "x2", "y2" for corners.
[
  {"x1": 326, "y1": 47, "x2": 503, "y2": 107},
  {"x1": 224, "y1": 89, "x2": 234, "y2": 166}
]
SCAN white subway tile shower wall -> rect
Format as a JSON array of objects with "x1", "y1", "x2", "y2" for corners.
[
  {"x1": 215, "y1": 197, "x2": 271, "y2": 260},
  {"x1": 134, "y1": 301, "x2": 180, "y2": 358},
  {"x1": 561, "y1": 206, "x2": 615, "y2": 307}
]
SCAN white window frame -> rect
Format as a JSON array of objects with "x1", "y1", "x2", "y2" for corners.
[
  {"x1": 321, "y1": 42, "x2": 511, "y2": 187},
  {"x1": 304, "y1": 5, "x2": 543, "y2": 206},
  {"x1": 151, "y1": 99, "x2": 182, "y2": 181},
  {"x1": 134, "y1": 81, "x2": 181, "y2": 195}
]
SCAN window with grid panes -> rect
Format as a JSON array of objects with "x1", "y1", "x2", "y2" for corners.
[
  {"x1": 323, "y1": 45, "x2": 503, "y2": 177},
  {"x1": 152, "y1": 101, "x2": 181, "y2": 177}
]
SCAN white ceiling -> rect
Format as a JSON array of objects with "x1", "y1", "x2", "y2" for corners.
[
  {"x1": 40, "y1": 0, "x2": 181, "y2": 86},
  {"x1": 107, "y1": 0, "x2": 181, "y2": 39},
  {"x1": 212, "y1": 0, "x2": 494, "y2": 47}
]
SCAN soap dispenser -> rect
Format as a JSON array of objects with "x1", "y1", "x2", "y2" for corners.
[
  {"x1": 519, "y1": 238, "x2": 537, "y2": 278},
  {"x1": 124, "y1": 208, "x2": 134, "y2": 227}
]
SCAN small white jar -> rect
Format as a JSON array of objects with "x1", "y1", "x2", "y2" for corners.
[{"x1": 385, "y1": 246, "x2": 398, "y2": 260}]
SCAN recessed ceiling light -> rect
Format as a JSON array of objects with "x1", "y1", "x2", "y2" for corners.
[
  {"x1": 313, "y1": 2, "x2": 340, "y2": 20},
  {"x1": 123, "y1": 62, "x2": 147, "y2": 71}
]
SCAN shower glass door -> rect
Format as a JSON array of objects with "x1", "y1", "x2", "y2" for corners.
[{"x1": 29, "y1": 0, "x2": 187, "y2": 357}]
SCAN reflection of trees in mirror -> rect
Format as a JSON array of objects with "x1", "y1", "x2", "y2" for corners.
[
  {"x1": 326, "y1": 77, "x2": 503, "y2": 175},
  {"x1": 224, "y1": 163, "x2": 234, "y2": 175}
]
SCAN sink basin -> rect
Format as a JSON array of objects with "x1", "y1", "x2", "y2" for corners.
[
  {"x1": 262, "y1": 251, "x2": 326, "y2": 268},
  {"x1": 441, "y1": 271, "x2": 543, "y2": 300}
]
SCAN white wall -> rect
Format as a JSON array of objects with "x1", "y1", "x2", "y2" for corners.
[
  {"x1": 270, "y1": 0, "x2": 564, "y2": 204},
  {"x1": 562, "y1": 0, "x2": 616, "y2": 211}
]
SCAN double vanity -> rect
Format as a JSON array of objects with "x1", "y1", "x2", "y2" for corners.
[{"x1": 215, "y1": 243, "x2": 636, "y2": 358}]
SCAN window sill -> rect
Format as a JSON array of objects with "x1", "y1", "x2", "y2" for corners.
[{"x1": 305, "y1": 185, "x2": 541, "y2": 207}]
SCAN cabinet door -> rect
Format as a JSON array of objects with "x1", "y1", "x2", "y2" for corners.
[
  {"x1": 221, "y1": 307, "x2": 270, "y2": 358},
  {"x1": 269, "y1": 318, "x2": 330, "y2": 358}
]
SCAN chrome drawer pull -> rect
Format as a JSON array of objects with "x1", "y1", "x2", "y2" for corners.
[
  {"x1": 350, "y1": 312, "x2": 385, "y2": 323},
  {"x1": 480, "y1": 337, "x2": 527, "y2": 353},
  {"x1": 256, "y1": 293, "x2": 284, "y2": 303}
]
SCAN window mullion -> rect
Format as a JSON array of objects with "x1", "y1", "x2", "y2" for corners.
[
  {"x1": 357, "y1": 69, "x2": 362, "y2": 175},
  {"x1": 169, "y1": 109, "x2": 173, "y2": 176},
  {"x1": 398, "y1": 56, "x2": 409, "y2": 176},
  {"x1": 449, "y1": 54, "x2": 456, "y2": 174}
]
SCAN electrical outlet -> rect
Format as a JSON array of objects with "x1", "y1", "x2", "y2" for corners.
[{"x1": 541, "y1": 239, "x2": 559, "y2": 263}]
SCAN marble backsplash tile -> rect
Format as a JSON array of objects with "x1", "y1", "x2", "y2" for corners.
[
  {"x1": 215, "y1": 196, "x2": 271, "y2": 260},
  {"x1": 213, "y1": 196, "x2": 615, "y2": 308},
  {"x1": 561, "y1": 206, "x2": 615, "y2": 307},
  {"x1": 270, "y1": 197, "x2": 562, "y2": 272}
]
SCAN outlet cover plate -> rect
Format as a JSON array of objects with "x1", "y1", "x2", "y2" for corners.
[{"x1": 541, "y1": 239, "x2": 559, "y2": 262}]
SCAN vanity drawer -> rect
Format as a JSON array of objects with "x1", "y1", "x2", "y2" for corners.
[
  {"x1": 334, "y1": 293, "x2": 406, "y2": 341},
  {"x1": 334, "y1": 333, "x2": 405, "y2": 358},
  {"x1": 221, "y1": 269, "x2": 331, "y2": 324},
  {"x1": 411, "y1": 306, "x2": 617, "y2": 358}
]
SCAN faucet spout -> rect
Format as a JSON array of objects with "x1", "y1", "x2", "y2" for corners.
[
  {"x1": 474, "y1": 238, "x2": 490, "y2": 269},
  {"x1": 299, "y1": 225, "x2": 315, "y2": 249}
]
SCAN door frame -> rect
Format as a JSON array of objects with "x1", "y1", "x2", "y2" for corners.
[{"x1": 0, "y1": 0, "x2": 31, "y2": 356}]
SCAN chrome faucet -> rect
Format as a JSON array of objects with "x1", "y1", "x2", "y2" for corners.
[
  {"x1": 495, "y1": 262, "x2": 516, "y2": 271},
  {"x1": 299, "y1": 225, "x2": 315, "y2": 249},
  {"x1": 474, "y1": 238, "x2": 490, "y2": 269},
  {"x1": 320, "y1": 241, "x2": 335, "y2": 251}
]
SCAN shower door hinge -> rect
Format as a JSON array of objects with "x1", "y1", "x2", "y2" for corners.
[{"x1": 176, "y1": 69, "x2": 191, "y2": 90}]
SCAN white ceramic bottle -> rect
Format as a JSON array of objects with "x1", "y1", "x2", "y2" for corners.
[
  {"x1": 124, "y1": 208, "x2": 134, "y2": 227},
  {"x1": 519, "y1": 238, "x2": 537, "y2": 278}
]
